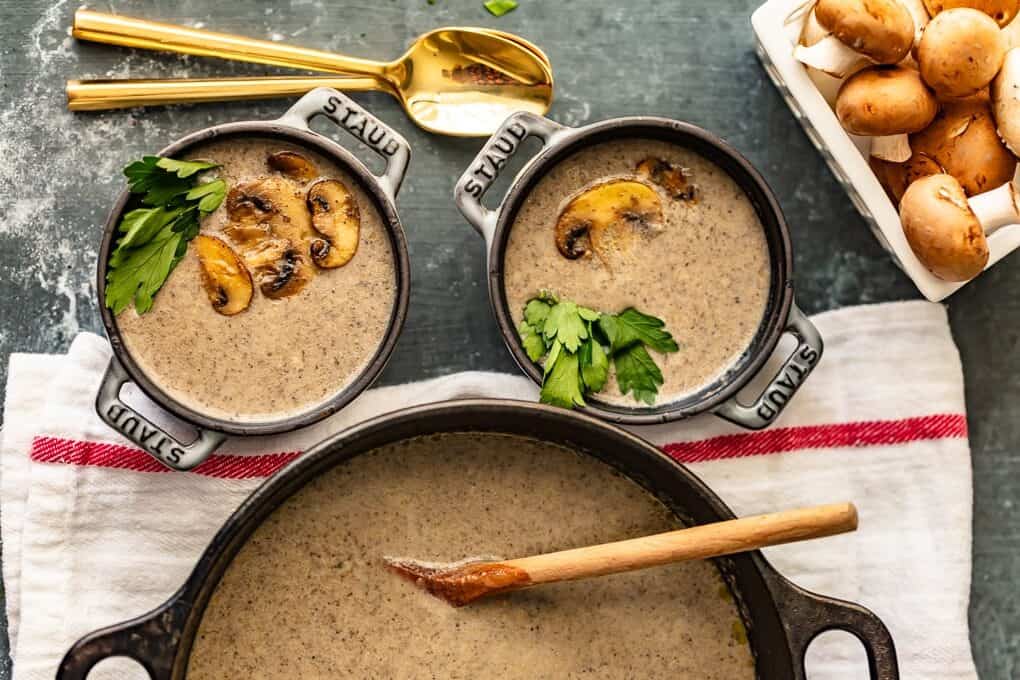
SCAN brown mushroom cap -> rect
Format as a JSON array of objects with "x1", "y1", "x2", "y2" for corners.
[
  {"x1": 918, "y1": 8, "x2": 1006, "y2": 99},
  {"x1": 992, "y1": 47, "x2": 1020, "y2": 155},
  {"x1": 899, "y1": 174, "x2": 989, "y2": 280},
  {"x1": 871, "y1": 153, "x2": 944, "y2": 204},
  {"x1": 815, "y1": 0, "x2": 915, "y2": 64},
  {"x1": 836, "y1": 66, "x2": 939, "y2": 136},
  {"x1": 910, "y1": 94, "x2": 1017, "y2": 196},
  {"x1": 922, "y1": 0, "x2": 1019, "y2": 26}
]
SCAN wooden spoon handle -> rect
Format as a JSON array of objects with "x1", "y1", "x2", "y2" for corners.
[{"x1": 507, "y1": 503, "x2": 858, "y2": 585}]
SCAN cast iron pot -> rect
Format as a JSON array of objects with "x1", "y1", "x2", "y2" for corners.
[
  {"x1": 58, "y1": 400, "x2": 897, "y2": 680},
  {"x1": 454, "y1": 112, "x2": 823, "y2": 429},
  {"x1": 94, "y1": 88, "x2": 411, "y2": 472}
]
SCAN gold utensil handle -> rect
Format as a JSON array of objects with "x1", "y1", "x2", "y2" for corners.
[
  {"x1": 510, "y1": 503, "x2": 859, "y2": 585},
  {"x1": 73, "y1": 9, "x2": 387, "y2": 76},
  {"x1": 66, "y1": 77, "x2": 380, "y2": 111}
]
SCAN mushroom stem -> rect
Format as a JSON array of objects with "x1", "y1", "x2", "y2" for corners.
[
  {"x1": 870, "y1": 134, "x2": 912, "y2": 163},
  {"x1": 793, "y1": 36, "x2": 871, "y2": 78},
  {"x1": 968, "y1": 168, "x2": 1020, "y2": 234},
  {"x1": 899, "y1": 0, "x2": 928, "y2": 46}
]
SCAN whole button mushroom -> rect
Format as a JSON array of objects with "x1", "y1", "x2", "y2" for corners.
[
  {"x1": 871, "y1": 152, "x2": 944, "y2": 203},
  {"x1": 836, "y1": 66, "x2": 939, "y2": 162},
  {"x1": 900, "y1": 169, "x2": 1020, "y2": 280},
  {"x1": 922, "y1": 0, "x2": 1019, "y2": 25},
  {"x1": 910, "y1": 95, "x2": 1016, "y2": 196},
  {"x1": 794, "y1": 0, "x2": 915, "y2": 78},
  {"x1": 992, "y1": 47, "x2": 1020, "y2": 155},
  {"x1": 918, "y1": 8, "x2": 1006, "y2": 99},
  {"x1": 899, "y1": 174, "x2": 990, "y2": 280}
]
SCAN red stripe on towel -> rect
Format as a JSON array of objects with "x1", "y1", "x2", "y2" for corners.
[
  {"x1": 661, "y1": 414, "x2": 968, "y2": 464},
  {"x1": 29, "y1": 413, "x2": 966, "y2": 478},
  {"x1": 29, "y1": 436, "x2": 301, "y2": 479}
]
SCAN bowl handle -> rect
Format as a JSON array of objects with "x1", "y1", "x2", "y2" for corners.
[
  {"x1": 454, "y1": 111, "x2": 567, "y2": 247},
  {"x1": 56, "y1": 598, "x2": 188, "y2": 680},
  {"x1": 715, "y1": 303, "x2": 823, "y2": 430},
  {"x1": 768, "y1": 572, "x2": 900, "y2": 680},
  {"x1": 276, "y1": 87, "x2": 411, "y2": 201},
  {"x1": 95, "y1": 356, "x2": 226, "y2": 471}
]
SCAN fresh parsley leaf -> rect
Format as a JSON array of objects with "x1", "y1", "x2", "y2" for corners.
[
  {"x1": 524, "y1": 298, "x2": 552, "y2": 328},
  {"x1": 116, "y1": 207, "x2": 181, "y2": 250},
  {"x1": 105, "y1": 223, "x2": 183, "y2": 315},
  {"x1": 614, "y1": 343, "x2": 665, "y2": 405},
  {"x1": 540, "y1": 349, "x2": 586, "y2": 408},
  {"x1": 123, "y1": 156, "x2": 162, "y2": 194},
  {"x1": 579, "y1": 336, "x2": 609, "y2": 392},
  {"x1": 520, "y1": 294, "x2": 680, "y2": 409},
  {"x1": 186, "y1": 179, "x2": 227, "y2": 214},
  {"x1": 156, "y1": 157, "x2": 219, "y2": 178},
  {"x1": 107, "y1": 156, "x2": 227, "y2": 315},
  {"x1": 484, "y1": 0, "x2": 518, "y2": 17},
  {"x1": 598, "y1": 308, "x2": 679, "y2": 354},
  {"x1": 518, "y1": 321, "x2": 548, "y2": 362},
  {"x1": 543, "y1": 300, "x2": 589, "y2": 352},
  {"x1": 544, "y1": 339, "x2": 562, "y2": 377}
]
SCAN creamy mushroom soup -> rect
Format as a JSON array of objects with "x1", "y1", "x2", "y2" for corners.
[
  {"x1": 186, "y1": 432, "x2": 755, "y2": 679},
  {"x1": 503, "y1": 139, "x2": 772, "y2": 405},
  {"x1": 115, "y1": 138, "x2": 396, "y2": 422}
]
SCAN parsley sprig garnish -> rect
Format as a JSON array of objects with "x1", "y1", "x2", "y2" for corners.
[
  {"x1": 517, "y1": 293, "x2": 680, "y2": 408},
  {"x1": 105, "y1": 157, "x2": 227, "y2": 315}
]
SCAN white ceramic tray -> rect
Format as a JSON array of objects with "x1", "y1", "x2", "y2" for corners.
[{"x1": 752, "y1": 0, "x2": 1020, "y2": 301}]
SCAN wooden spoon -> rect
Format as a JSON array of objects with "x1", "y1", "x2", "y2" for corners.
[
  {"x1": 70, "y1": 10, "x2": 553, "y2": 137},
  {"x1": 387, "y1": 503, "x2": 858, "y2": 606}
]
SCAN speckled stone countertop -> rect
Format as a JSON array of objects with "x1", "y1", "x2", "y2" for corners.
[{"x1": 0, "y1": 1, "x2": 1016, "y2": 677}]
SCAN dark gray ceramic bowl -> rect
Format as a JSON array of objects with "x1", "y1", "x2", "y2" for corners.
[
  {"x1": 57, "y1": 400, "x2": 897, "y2": 680},
  {"x1": 94, "y1": 88, "x2": 411, "y2": 471},
  {"x1": 454, "y1": 112, "x2": 822, "y2": 430}
]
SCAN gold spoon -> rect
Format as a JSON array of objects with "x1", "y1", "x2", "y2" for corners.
[
  {"x1": 71, "y1": 9, "x2": 553, "y2": 137},
  {"x1": 65, "y1": 27, "x2": 551, "y2": 116},
  {"x1": 387, "y1": 502, "x2": 858, "y2": 606}
]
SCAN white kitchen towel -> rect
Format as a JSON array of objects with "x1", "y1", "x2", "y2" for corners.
[{"x1": 1, "y1": 300, "x2": 975, "y2": 679}]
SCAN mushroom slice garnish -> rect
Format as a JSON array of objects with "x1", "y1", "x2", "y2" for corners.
[
  {"x1": 222, "y1": 222, "x2": 314, "y2": 299},
  {"x1": 241, "y1": 236, "x2": 314, "y2": 299},
  {"x1": 306, "y1": 179, "x2": 361, "y2": 268},
  {"x1": 268, "y1": 151, "x2": 319, "y2": 183},
  {"x1": 226, "y1": 184, "x2": 277, "y2": 224},
  {"x1": 555, "y1": 180, "x2": 664, "y2": 261},
  {"x1": 226, "y1": 176, "x2": 317, "y2": 246},
  {"x1": 193, "y1": 234, "x2": 254, "y2": 316},
  {"x1": 636, "y1": 158, "x2": 697, "y2": 201}
]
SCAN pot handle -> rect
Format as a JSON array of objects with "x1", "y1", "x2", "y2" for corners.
[
  {"x1": 276, "y1": 87, "x2": 411, "y2": 201},
  {"x1": 771, "y1": 575, "x2": 899, "y2": 679},
  {"x1": 454, "y1": 111, "x2": 566, "y2": 246},
  {"x1": 715, "y1": 303, "x2": 823, "y2": 430},
  {"x1": 56, "y1": 598, "x2": 188, "y2": 680},
  {"x1": 95, "y1": 356, "x2": 226, "y2": 471}
]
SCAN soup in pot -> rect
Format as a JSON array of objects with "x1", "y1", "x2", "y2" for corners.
[{"x1": 187, "y1": 432, "x2": 754, "y2": 679}]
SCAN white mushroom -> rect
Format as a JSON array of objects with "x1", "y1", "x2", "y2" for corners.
[
  {"x1": 794, "y1": 0, "x2": 915, "y2": 78},
  {"x1": 899, "y1": 169, "x2": 1020, "y2": 280},
  {"x1": 992, "y1": 47, "x2": 1020, "y2": 155},
  {"x1": 917, "y1": 8, "x2": 1006, "y2": 99},
  {"x1": 836, "y1": 66, "x2": 938, "y2": 162}
]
